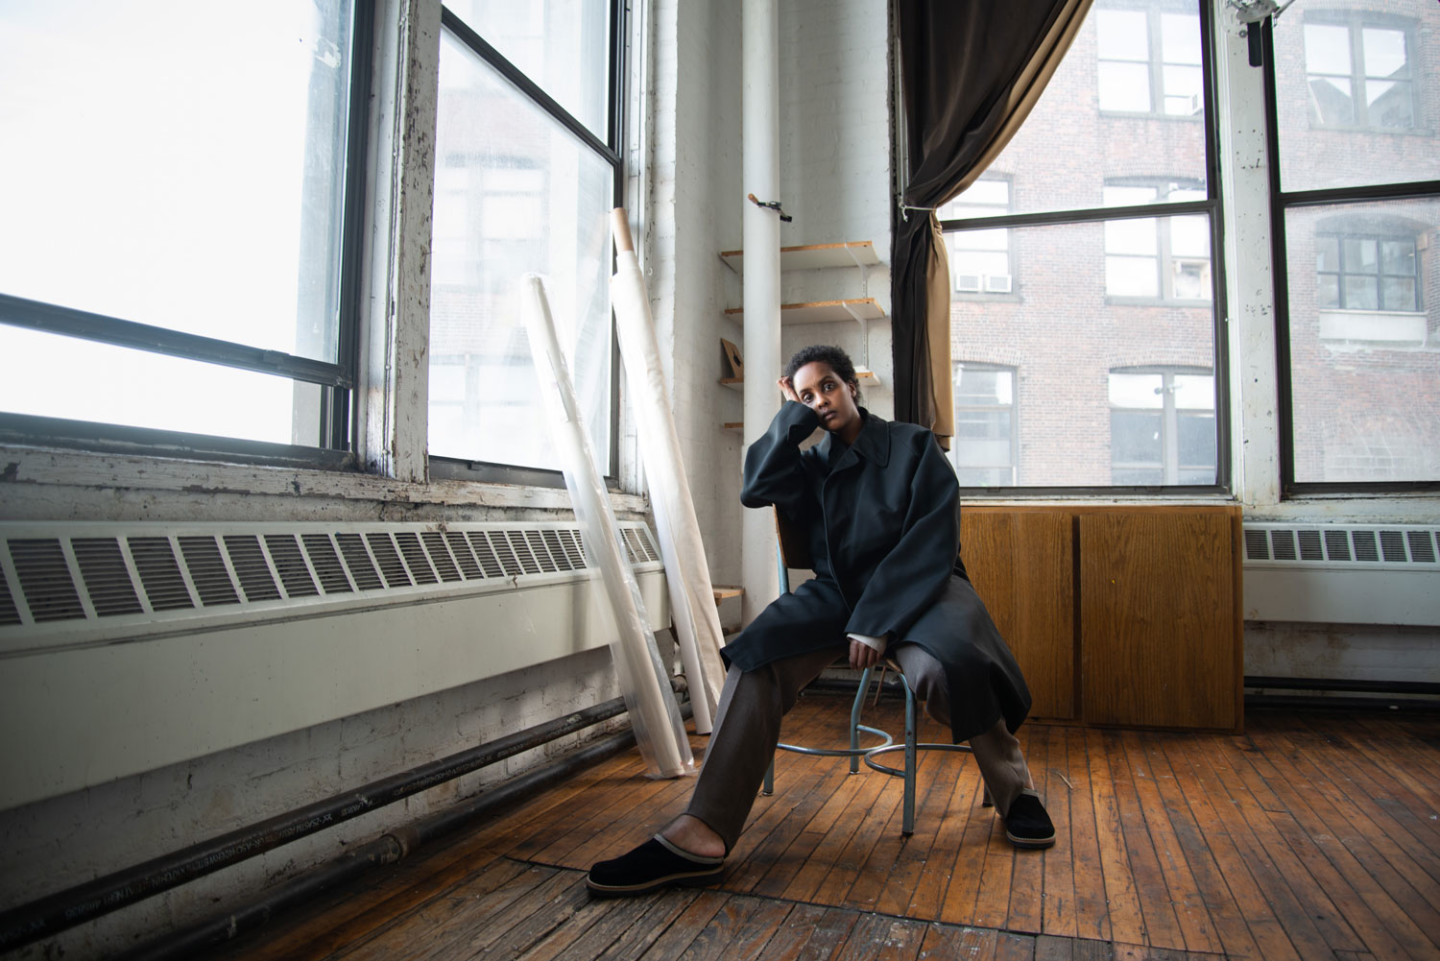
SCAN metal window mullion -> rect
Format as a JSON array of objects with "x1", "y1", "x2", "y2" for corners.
[
  {"x1": 0, "y1": 294, "x2": 351, "y2": 390},
  {"x1": 440, "y1": 8, "x2": 619, "y2": 168}
]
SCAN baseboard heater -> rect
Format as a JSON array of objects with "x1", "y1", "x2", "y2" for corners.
[
  {"x1": 1241, "y1": 522, "x2": 1440, "y2": 626},
  {"x1": 0, "y1": 520, "x2": 670, "y2": 813}
]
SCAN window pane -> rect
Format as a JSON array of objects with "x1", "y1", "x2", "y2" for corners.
[
  {"x1": 0, "y1": 326, "x2": 319, "y2": 445},
  {"x1": 955, "y1": 0, "x2": 1208, "y2": 217},
  {"x1": 429, "y1": 30, "x2": 614, "y2": 471},
  {"x1": 1279, "y1": 4, "x2": 1440, "y2": 190},
  {"x1": 1284, "y1": 199, "x2": 1440, "y2": 483},
  {"x1": 1097, "y1": 9, "x2": 1148, "y2": 60},
  {"x1": 1363, "y1": 27, "x2": 1408, "y2": 78},
  {"x1": 0, "y1": 0, "x2": 355, "y2": 366},
  {"x1": 1304, "y1": 23, "x2": 1353, "y2": 74},
  {"x1": 950, "y1": 220, "x2": 1217, "y2": 487},
  {"x1": 1111, "y1": 410, "x2": 1162, "y2": 465},
  {"x1": 444, "y1": 0, "x2": 612, "y2": 138},
  {"x1": 1099, "y1": 63, "x2": 1153, "y2": 112}
]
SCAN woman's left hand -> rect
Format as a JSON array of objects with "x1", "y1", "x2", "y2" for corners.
[{"x1": 849, "y1": 637, "x2": 883, "y2": 671}]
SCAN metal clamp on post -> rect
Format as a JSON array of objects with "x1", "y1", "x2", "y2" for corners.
[{"x1": 747, "y1": 192, "x2": 792, "y2": 222}]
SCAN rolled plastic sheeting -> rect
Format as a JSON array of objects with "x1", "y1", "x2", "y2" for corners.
[
  {"x1": 609, "y1": 209, "x2": 728, "y2": 734},
  {"x1": 520, "y1": 274, "x2": 694, "y2": 779}
]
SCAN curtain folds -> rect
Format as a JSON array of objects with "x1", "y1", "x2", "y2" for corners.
[{"x1": 891, "y1": 0, "x2": 1093, "y2": 445}]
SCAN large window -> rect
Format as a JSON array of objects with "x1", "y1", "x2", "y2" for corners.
[
  {"x1": 0, "y1": 1, "x2": 369, "y2": 458},
  {"x1": 940, "y1": 0, "x2": 1222, "y2": 490},
  {"x1": 429, "y1": 1, "x2": 621, "y2": 477},
  {"x1": 1268, "y1": 0, "x2": 1440, "y2": 489}
]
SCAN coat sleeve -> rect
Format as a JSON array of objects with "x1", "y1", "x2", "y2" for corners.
[
  {"x1": 740, "y1": 401, "x2": 821, "y2": 517},
  {"x1": 843, "y1": 431, "x2": 961, "y2": 640}
]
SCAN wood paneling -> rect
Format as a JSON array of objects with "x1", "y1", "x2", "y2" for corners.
[
  {"x1": 1079, "y1": 509, "x2": 1241, "y2": 731},
  {"x1": 962, "y1": 509, "x2": 1076, "y2": 720}
]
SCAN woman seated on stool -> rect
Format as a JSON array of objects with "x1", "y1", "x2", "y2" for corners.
[{"x1": 587, "y1": 344, "x2": 1053, "y2": 896}]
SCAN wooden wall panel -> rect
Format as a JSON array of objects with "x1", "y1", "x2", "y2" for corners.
[
  {"x1": 961, "y1": 509, "x2": 1075, "y2": 720},
  {"x1": 1078, "y1": 509, "x2": 1241, "y2": 731}
]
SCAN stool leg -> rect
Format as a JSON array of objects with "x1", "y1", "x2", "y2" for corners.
[
  {"x1": 762, "y1": 759, "x2": 774, "y2": 796},
  {"x1": 848, "y1": 666, "x2": 872, "y2": 774},
  {"x1": 903, "y1": 682, "x2": 916, "y2": 835}
]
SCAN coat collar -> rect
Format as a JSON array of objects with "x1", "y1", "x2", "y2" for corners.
[{"x1": 818, "y1": 407, "x2": 891, "y2": 470}]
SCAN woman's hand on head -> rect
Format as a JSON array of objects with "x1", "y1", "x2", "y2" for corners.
[{"x1": 777, "y1": 376, "x2": 800, "y2": 404}]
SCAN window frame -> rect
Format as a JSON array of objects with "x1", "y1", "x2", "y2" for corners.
[
  {"x1": 1302, "y1": 11, "x2": 1420, "y2": 133},
  {"x1": 938, "y1": 0, "x2": 1230, "y2": 497},
  {"x1": 1096, "y1": 0, "x2": 1207, "y2": 120},
  {"x1": 1262, "y1": 15, "x2": 1440, "y2": 496},
  {"x1": 0, "y1": 4, "x2": 376, "y2": 471},
  {"x1": 1107, "y1": 365, "x2": 1218, "y2": 486},
  {"x1": 949, "y1": 362, "x2": 1019, "y2": 487},
  {"x1": 427, "y1": 2, "x2": 627, "y2": 487}
]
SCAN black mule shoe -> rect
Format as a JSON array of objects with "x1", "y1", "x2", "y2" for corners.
[
  {"x1": 1003, "y1": 791, "x2": 1056, "y2": 849},
  {"x1": 586, "y1": 835, "x2": 726, "y2": 896}
]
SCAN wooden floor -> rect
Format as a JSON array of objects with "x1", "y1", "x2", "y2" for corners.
[{"x1": 207, "y1": 693, "x2": 1440, "y2": 961}]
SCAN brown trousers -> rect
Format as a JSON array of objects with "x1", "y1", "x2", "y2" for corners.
[{"x1": 685, "y1": 643, "x2": 1034, "y2": 850}]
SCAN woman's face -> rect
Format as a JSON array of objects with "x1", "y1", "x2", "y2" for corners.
[{"x1": 792, "y1": 361, "x2": 861, "y2": 444}]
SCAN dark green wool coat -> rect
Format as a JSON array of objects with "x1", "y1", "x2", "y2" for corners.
[{"x1": 721, "y1": 401, "x2": 1032, "y2": 742}]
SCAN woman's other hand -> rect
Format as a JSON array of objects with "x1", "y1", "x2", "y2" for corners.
[{"x1": 849, "y1": 637, "x2": 883, "y2": 671}]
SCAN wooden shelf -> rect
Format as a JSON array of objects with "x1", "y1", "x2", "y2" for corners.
[
  {"x1": 720, "y1": 241, "x2": 881, "y2": 273},
  {"x1": 724, "y1": 298, "x2": 886, "y2": 326},
  {"x1": 712, "y1": 585, "x2": 743, "y2": 603}
]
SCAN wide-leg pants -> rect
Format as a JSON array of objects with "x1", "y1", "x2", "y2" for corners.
[{"x1": 685, "y1": 643, "x2": 1034, "y2": 851}]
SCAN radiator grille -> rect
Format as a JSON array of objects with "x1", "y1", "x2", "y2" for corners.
[
  {"x1": 1244, "y1": 524, "x2": 1440, "y2": 567},
  {"x1": 0, "y1": 522, "x2": 661, "y2": 641}
]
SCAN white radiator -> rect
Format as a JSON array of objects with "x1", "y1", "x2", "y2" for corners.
[
  {"x1": 1242, "y1": 522, "x2": 1440, "y2": 626},
  {"x1": 0, "y1": 520, "x2": 670, "y2": 812}
]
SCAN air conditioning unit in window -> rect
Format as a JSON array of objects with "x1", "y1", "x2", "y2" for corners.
[
  {"x1": 955, "y1": 273, "x2": 982, "y2": 293},
  {"x1": 984, "y1": 274, "x2": 1013, "y2": 293}
]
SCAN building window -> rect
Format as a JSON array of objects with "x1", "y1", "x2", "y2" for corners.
[
  {"x1": 1103, "y1": 182, "x2": 1211, "y2": 301},
  {"x1": 939, "y1": 179, "x2": 1013, "y2": 295},
  {"x1": 0, "y1": 2, "x2": 369, "y2": 458},
  {"x1": 1316, "y1": 229, "x2": 1421, "y2": 312},
  {"x1": 429, "y1": 2, "x2": 621, "y2": 477},
  {"x1": 1304, "y1": 16, "x2": 1415, "y2": 130},
  {"x1": 1109, "y1": 369, "x2": 1217, "y2": 485},
  {"x1": 950, "y1": 364, "x2": 1017, "y2": 486},
  {"x1": 1096, "y1": 3, "x2": 1203, "y2": 117}
]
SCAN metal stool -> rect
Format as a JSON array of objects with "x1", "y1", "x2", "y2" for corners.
[{"x1": 758, "y1": 511, "x2": 970, "y2": 835}]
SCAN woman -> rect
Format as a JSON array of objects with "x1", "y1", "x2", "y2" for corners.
[{"x1": 587, "y1": 345, "x2": 1052, "y2": 896}]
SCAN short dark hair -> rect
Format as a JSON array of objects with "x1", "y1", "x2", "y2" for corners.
[{"x1": 783, "y1": 344, "x2": 861, "y2": 401}]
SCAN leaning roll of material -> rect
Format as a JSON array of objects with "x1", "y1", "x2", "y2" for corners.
[
  {"x1": 609, "y1": 207, "x2": 728, "y2": 734},
  {"x1": 520, "y1": 274, "x2": 693, "y2": 779}
]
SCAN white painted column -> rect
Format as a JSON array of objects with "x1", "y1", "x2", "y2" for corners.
[
  {"x1": 1215, "y1": 8, "x2": 1280, "y2": 510},
  {"x1": 741, "y1": 0, "x2": 781, "y2": 626}
]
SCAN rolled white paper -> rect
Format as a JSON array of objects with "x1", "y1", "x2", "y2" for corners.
[
  {"x1": 520, "y1": 274, "x2": 693, "y2": 778},
  {"x1": 609, "y1": 209, "x2": 728, "y2": 733}
]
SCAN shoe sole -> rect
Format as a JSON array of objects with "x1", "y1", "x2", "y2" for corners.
[
  {"x1": 1006, "y1": 830, "x2": 1057, "y2": 849},
  {"x1": 586, "y1": 867, "x2": 725, "y2": 897}
]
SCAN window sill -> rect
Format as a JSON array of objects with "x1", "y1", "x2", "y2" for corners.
[
  {"x1": 0, "y1": 442, "x2": 648, "y2": 521},
  {"x1": 1318, "y1": 309, "x2": 1429, "y2": 346}
]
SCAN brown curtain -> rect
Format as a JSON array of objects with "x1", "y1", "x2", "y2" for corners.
[{"x1": 891, "y1": 0, "x2": 1092, "y2": 446}]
